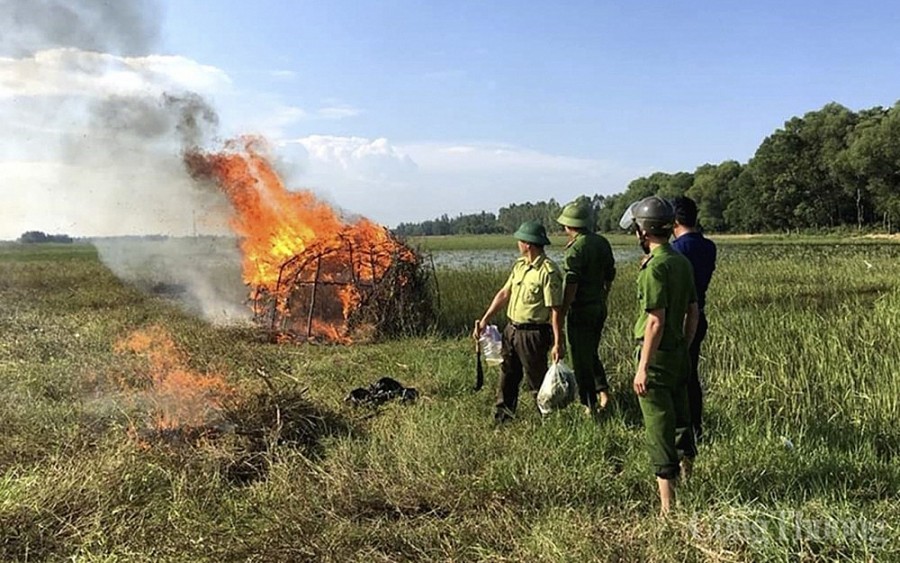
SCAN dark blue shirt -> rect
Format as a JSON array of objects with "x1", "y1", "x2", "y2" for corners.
[{"x1": 671, "y1": 232, "x2": 716, "y2": 312}]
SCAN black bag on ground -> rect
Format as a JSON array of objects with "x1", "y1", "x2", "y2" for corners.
[{"x1": 345, "y1": 377, "x2": 418, "y2": 406}]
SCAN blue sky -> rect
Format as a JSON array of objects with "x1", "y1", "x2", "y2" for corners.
[
  {"x1": 161, "y1": 0, "x2": 900, "y2": 161},
  {"x1": 3, "y1": 0, "x2": 900, "y2": 237}
]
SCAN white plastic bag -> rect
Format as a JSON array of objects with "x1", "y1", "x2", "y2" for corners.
[
  {"x1": 479, "y1": 324, "x2": 503, "y2": 365},
  {"x1": 536, "y1": 361, "x2": 577, "y2": 415}
]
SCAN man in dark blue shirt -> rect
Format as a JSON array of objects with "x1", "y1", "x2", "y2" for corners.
[{"x1": 671, "y1": 196, "x2": 717, "y2": 444}]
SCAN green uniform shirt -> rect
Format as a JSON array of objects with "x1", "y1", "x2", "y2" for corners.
[
  {"x1": 503, "y1": 254, "x2": 564, "y2": 324},
  {"x1": 633, "y1": 244, "x2": 697, "y2": 350},
  {"x1": 562, "y1": 231, "x2": 616, "y2": 307}
]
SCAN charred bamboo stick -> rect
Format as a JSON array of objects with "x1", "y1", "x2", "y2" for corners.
[
  {"x1": 347, "y1": 238, "x2": 358, "y2": 284},
  {"x1": 306, "y1": 255, "x2": 322, "y2": 338}
]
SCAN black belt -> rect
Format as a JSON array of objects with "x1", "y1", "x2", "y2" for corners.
[{"x1": 511, "y1": 322, "x2": 550, "y2": 330}]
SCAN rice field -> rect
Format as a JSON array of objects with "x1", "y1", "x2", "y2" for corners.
[{"x1": 0, "y1": 239, "x2": 898, "y2": 562}]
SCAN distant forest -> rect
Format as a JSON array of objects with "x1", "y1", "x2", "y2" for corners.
[
  {"x1": 394, "y1": 101, "x2": 900, "y2": 236},
  {"x1": 18, "y1": 231, "x2": 74, "y2": 243}
]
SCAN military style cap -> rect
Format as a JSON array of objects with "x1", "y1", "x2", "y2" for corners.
[
  {"x1": 513, "y1": 221, "x2": 551, "y2": 246},
  {"x1": 557, "y1": 201, "x2": 591, "y2": 228}
]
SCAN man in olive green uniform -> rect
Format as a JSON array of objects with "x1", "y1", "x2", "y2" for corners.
[
  {"x1": 474, "y1": 221, "x2": 565, "y2": 423},
  {"x1": 557, "y1": 201, "x2": 616, "y2": 416},
  {"x1": 620, "y1": 196, "x2": 699, "y2": 515}
]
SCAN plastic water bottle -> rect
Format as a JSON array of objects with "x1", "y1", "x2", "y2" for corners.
[{"x1": 479, "y1": 324, "x2": 503, "y2": 365}]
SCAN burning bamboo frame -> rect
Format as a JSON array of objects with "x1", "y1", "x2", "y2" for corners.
[
  {"x1": 184, "y1": 138, "x2": 435, "y2": 342},
  {"x1": 250, "y1": 228, "x2": 434, "y2": 342}
]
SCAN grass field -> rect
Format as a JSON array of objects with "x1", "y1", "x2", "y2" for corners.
[{"x1": 1, "y1": 240, "x2": 899, "y2": 562}]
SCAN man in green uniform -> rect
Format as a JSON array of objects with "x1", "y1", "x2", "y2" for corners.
[
  {"x1": 620, "y1": 196, "x2": 699, "y2": 515},
  {"x1": 557, "y1": 201, "x2": 616, "y2": 417},
  {"x1": 474, "y1": 221, "x2": 565, "y2": 423}
]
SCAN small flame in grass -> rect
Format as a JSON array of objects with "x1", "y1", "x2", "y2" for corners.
[{"x1": 114, "y1": 326, "x2": 233, "y2": 432}]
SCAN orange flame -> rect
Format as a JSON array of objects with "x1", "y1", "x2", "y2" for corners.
[
  {"x1": 185, "y1": 136, "x2": 415, "y2": 341},
  {"x1": 114, "y1": 326, "x2": 233, "y2": 431}
]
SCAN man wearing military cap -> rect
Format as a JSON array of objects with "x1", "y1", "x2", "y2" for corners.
[
  {"x1": 557, "y1": 200, "x2": 616, "y2": 418},
  {"x1": 474, "y1": 221, "x2": 565, "y2": 424}
]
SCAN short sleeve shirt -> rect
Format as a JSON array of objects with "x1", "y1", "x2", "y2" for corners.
[
  {"x1": 503, "y1": 254, "x2": 564, "y2": 324},
  {"x1": 633, "y1": 244, "x2": 698, "y2": 350},
  {"x1": 562, "y1": 231, "x2": 616, "y2": 307}
]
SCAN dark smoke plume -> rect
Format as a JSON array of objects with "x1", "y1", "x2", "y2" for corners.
[{"x1": 0, "y1": 0, "x2": 162, "y2": 57}]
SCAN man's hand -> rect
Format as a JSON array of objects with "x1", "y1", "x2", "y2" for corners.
[
  {"x1": 635, "y1": 309, "x2": 663, "y2": 397},
  {"x1": 633, "y1": 366, "x2": 649, "y2": 396},
  {"x1": 472, "y1": 319, "x2": 483, "y2": 341},
  {"x1": 551, "y1": 341, "x2": 566, "y2": 363}
]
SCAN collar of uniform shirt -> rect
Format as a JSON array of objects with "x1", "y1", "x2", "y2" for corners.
[{"x1": 525, "y1": 254, "x2": 548, "y2": 269}]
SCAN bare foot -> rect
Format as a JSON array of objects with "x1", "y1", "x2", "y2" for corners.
[{"x1": 657, "y1": 477, "x2": 675, "y2": 515}]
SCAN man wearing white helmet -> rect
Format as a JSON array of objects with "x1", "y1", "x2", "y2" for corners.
[{"x1": 620, "y1": 195, "x2": 699, "y2": 515}]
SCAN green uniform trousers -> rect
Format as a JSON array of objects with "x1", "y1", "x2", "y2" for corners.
[
  {"x1": 566, "y1": 303, "x2": 609, "y2": 407},
  {"x1": 636, "y1": 345, "x2": 697, "y2": 479}
]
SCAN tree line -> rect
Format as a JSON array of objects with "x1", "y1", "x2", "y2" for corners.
[
  {"x1": 393, "y1": 201, "x2": 605, "y2": 236},
  {"x1": 18, "y1": 231, "x2": 74, "y2": 243},
  {"x1": 395, "y1": 101, "x2": 900, "y2": 235}
]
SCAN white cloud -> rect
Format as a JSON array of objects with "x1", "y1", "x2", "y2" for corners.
[
  {"x1": 316, "y1": 105, "x2": 361, "y2": 119},
  {"x1": 0, "y1": 48, "x2": 231, "y2": 99},
  {"x1": 405, "y1": 142, "x2": 610, "y2": 173},
  {"x1": 270, "y1": 69, "x2": 297, "y2": 80},
  {"x1": 216, "y1": 99, "x2": 361, "y2": 139},
  {"x1": 391, "y1": 141, "x2": 636, "y2": 223},
  {"x1": 247, "y1": 104, "x2": 308, "y2": 137},
  {"x1": 275, "y1": 136, "x2": 638, "y2": 228},
  {"x1": 285, "y1": 135, "x2": 416, "y2": 177}
]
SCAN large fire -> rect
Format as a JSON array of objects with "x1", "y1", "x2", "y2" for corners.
[{"x1": 184, "y1": 136, "x2": 423, "y2": 342}]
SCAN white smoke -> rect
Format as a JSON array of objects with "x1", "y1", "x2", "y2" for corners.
[
  {"x1": 1, "y1": 0, "x2": 249, "y2": 324},
  {"x1": 91, "y1": 237, "x2": 250, "y2": 325}
]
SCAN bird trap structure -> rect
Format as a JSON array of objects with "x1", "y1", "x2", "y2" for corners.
[
  {"x1": 250, "y1": 226, "x2": 435, "y2": 343},
  {"x1": 185, "y1": 137, "x2": 435, "y2": 343}
]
